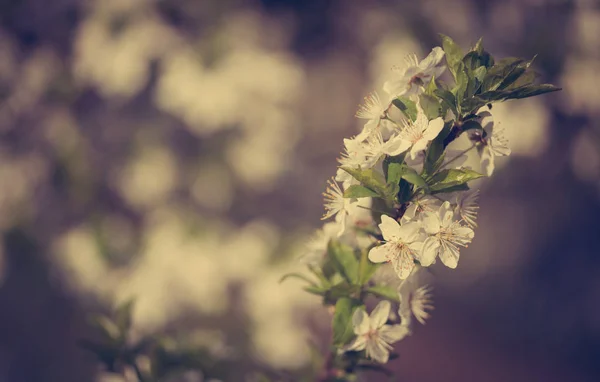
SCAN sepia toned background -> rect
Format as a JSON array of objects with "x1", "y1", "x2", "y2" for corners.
[{"x1": 0, "y1": 0, "x2": 599, "y2": 381}]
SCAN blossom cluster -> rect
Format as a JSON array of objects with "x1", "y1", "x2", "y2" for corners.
[{"x1": 291, "y1": 35, "x2": 559, "y2": 377}]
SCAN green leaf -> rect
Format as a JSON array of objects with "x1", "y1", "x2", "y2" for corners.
[
  {"x1": 424, "y1": 75, "x2": 438, "y2": 97},
  {"x1": 461, "y1": 120, "x2": 483, "y2": 132},
  {"x1": 452, "y1": 63, "x2": 469, "y2": 106},
  {"x1": 440, "y1": 34, "x2": 464, "y2": 81},
  {"x1": 419, "y1": 93, "x2": 441, "y2": 120},
  {"x1": 429, "y1": 183, "x2": 470, "y2": 195},
  {"x1": 343, "y1": 185, "x2": 379, "y2": 199},
  {"x1": 280, "y1": 272, "x2": 318, "y2": 286},
  {"x1": 434, "y1": 88, "x2": 458, "y2": 116},
  {"x1": 332, "y1": 298, "x2": 361, "y2": 346},
  {"x1": 382, "y1": 153, "x2": 407, "y2": 180},
  {"x1": 391, "y1": 97, "x2": 417, "y2": 121},
  {"x1": 328, "y1": 240, "x2": 359, "y2": 285},
  {"x1": 497, "y1": 55, "x2": 536, "y2": 91},
  {"x1": 428, "y1": 168, "x2": 485, "y2": 192},
  {"x1": 504, "y1": 70, "x2": 540, "y2": 90},
  {"x1": 481, "y1": 57, "x2": 525, "y2": 92},
  {"x1": 303, "y1": 285, "x2": 328, "y2": 296},
  {"x1": 365, "y1": 285, "x2": 400, "y2": 303},
  {"x1": 460, "y1": 96, "x2": 487, "y2": 114},
  {"x1": 423, "y1": 122, "x2": 452, "y2": 176},
  {"x1": 386, "y1": 163, "x2": 405, "y2": 187},
  {"x1": 400, "y1": 166, "x2": 427, "y2": 189},
  {"x1": 341, "y1": 167, "x2": 388, "y2": 197},
  {"x1": 358, "y1": 249, "x2": 378, "y2": 286},
  {"x1": 473, "y1": 37, "x2": 484, "y2": 54},
  {"x1": 327, "y1": 281, "x2": 355, "y2": 300}
]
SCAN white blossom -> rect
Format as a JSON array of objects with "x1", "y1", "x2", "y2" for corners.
[
  {"x1": 300, "y1": 222, "x2": 342, "y2": 266},
  {"x1": 420, "y1": 201, "x2": 474, "y2": 269},
  {"x1": 355, "y1": 91, "x2": 392, "y2": 135},
  {"x1": 321, "y1": 178, "x2": 353, "y2": 236},
  {"x1": 471, "y1": 111, "x2": 511, "y2": 176},
  {"x1": 398, "y1": 105, "x2": 444, "y2": 160},
  {"x1": 336, "y1": 137, "x2": 368, "y2": 188},
  {"x1": 368, "y1": 215, "x2": 425, "y2": 279},
  {"x1": 400, "y1": 197, "x2": 443, "y2": 225},
  {"x1": 343, "y1": 300, "x2": 409, "y2": 363},
  {"x1": 455, "y1": 189, "x2": 480, "y2": 228},
  {"x1": 398, "y1": 268, "x2": 434, "y2": 328},
  {"x1": 363, "y1": 131, "x2": 411, "y2": 168},
  {"x1": 383, "y1": 47, "x2": 446, "y2": 98}
]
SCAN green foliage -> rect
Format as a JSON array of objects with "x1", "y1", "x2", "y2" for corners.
[
  {"x1": 343, "y1": 185, "x2": 379, "y2": 198},
  {"x1": 428, "y1": 168, "x2": 484, "y2": 192},
  {"x1": 391, "y1": 96, "x2": 417, "y2": 121},
  {"x1": 341, "y1": 167, "x2": 388, "y2": 198},
  {"x1": 365, "y1": 285, "x2": 400, "y2": 303},
  {"x1": 332, "y1": 298, "x2": 362, "y2": 346},
  {"x1": 328, "y1": 240, "x2": 360, "y2": 285},
  {"x1": 440, "y1": 34, "x2": 464, "y2": 81}
]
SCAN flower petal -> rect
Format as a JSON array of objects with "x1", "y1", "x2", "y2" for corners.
[
  {"x1": 480, "y1": 146, "x2": 495, "y2": 176},
  {"x1": 391, "y1": 251, "x2": 415, "y2": 280},
  {"x1": 379, "y1": 215, "x2": 402, "y2": 241},
  {"x1": 384, "y1": 137, "x2": 411, "y2": 156},
  {"x1": 420, "y1": 236, "x2": 440, "y2": 266},
  {"x1": 396, "y1": 221, "x2": 421, "y2": 243},
  {"x1": 438, "y1": 241, "x2": 460, "y2": 268},
  {"x1": 419, "y1": 47, "x2": 445, "y2": 70},
  {"x1": 352, "y1": 308, "x2": 371, "y2": 335},
  {"x1": 424, "y1": 117, "x2": 444, "y2": 140},
  {"x1": 379, "y1": 324, "x2": 410, "y2": 344},
  {"x1": 420, "y1": 212, "x2": 440, "y2": 235},
  {"x1": 370, "y1": 300, "x2": 391, "y2": 329},
  {"x1": 368, "y1": 243, "x2": 394, "y2": 263},
  {"x1": 366, "y1": 339, "x2": 391, "y2": 364},
  {"x1": 343, "y1": 335, "x2": 367, "y2": 352}
]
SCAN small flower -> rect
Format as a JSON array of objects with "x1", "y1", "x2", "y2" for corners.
[
  {"x1": 470, "y1": 111, "x2": 511, "y2": 176},
  {"x1": 383, "y1": 47, "x2": 446, "y2": 98},
  {"x1": 355, "y1": 91, "x2": 391, "y2": 127},
  {"x1": 364, "y1": 131, "x2": 411, "y2": 168},
  {"x1": 398, "y1": 105, "x2": 444, "y2": 160},
  {"x1": 398, "y1": 268, "x2": 434, "y2": 327},
  {"x1": 300, "y1": 222, "x2": 341, "y2": 266},
  {"x1": 336, "y1": 137, "x2": 368, "y2": 188},
  {"x1": 368, "y1": 215, "x2": 425, "y2": 279},
  {"x1": 420, "y1": 201, "x2": 475, "y2": 268},
  {"x1": 343, "y1": 300, "x2": 409, "y2": 363},
  {"x1": 455, "y1": 189, "x2": 480, "y2": 228},
  {"x1": 400, "y1": 197, "x2": 442, "y2": 225},
  {"x1": 321, "y1": 178, "x2": 352, "y2": 236}
]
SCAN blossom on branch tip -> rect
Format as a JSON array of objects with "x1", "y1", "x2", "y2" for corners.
[
  {"x1": 383, "y1": 47, "x2": 446, "y2": 98},
  {"x1": 343, "y1": 300, "x2": 409, "y2": 363}
]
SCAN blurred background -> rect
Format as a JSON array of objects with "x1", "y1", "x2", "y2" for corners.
[{"x1": 0, "y1": 0, "x2": 599, "y2": 381}]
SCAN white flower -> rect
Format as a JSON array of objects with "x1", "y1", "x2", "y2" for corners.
[
  {"x1": 364, "y1": 131, "x2": 411, "y2": 167},
  {"x1": 355, "y1": 91, "x2": 392, "y2": 130},
  {"x1": 471, "y1": 111, "x2": 511, "y2": 176},
  {"x1": 336, "y1": 137, "x2": 368, "y2": 188},
  {"x1": 300, "y1": 222, "x2": 342, "y2": 266},
  {"x1": 368, "y1": 215, "x2": 425, "y2": 279},
  {"x1": 343, "y1": 300, "x2": 409, "y2": 363},
  {"x1": 321, "y1": 178, "x2": 353, "y2": 236},
  {"x1": 420, "y1": 201, "x2": 475, "y2": 269},
  {"x1": 383, "y1": 47, "x2": 446, "y2": 98},
  {"x1": 398, "y1": 268, "x2": 434, "y2": 327},
  {"x1": 455, "y1": 189, "x2": 479, "y2": 228},
  {"x1": 398, "y1": 105, "x2": 444, "y2": 160},
  {"x1": 400, "y1": 197, "x2": 443, "y2": 225}
]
